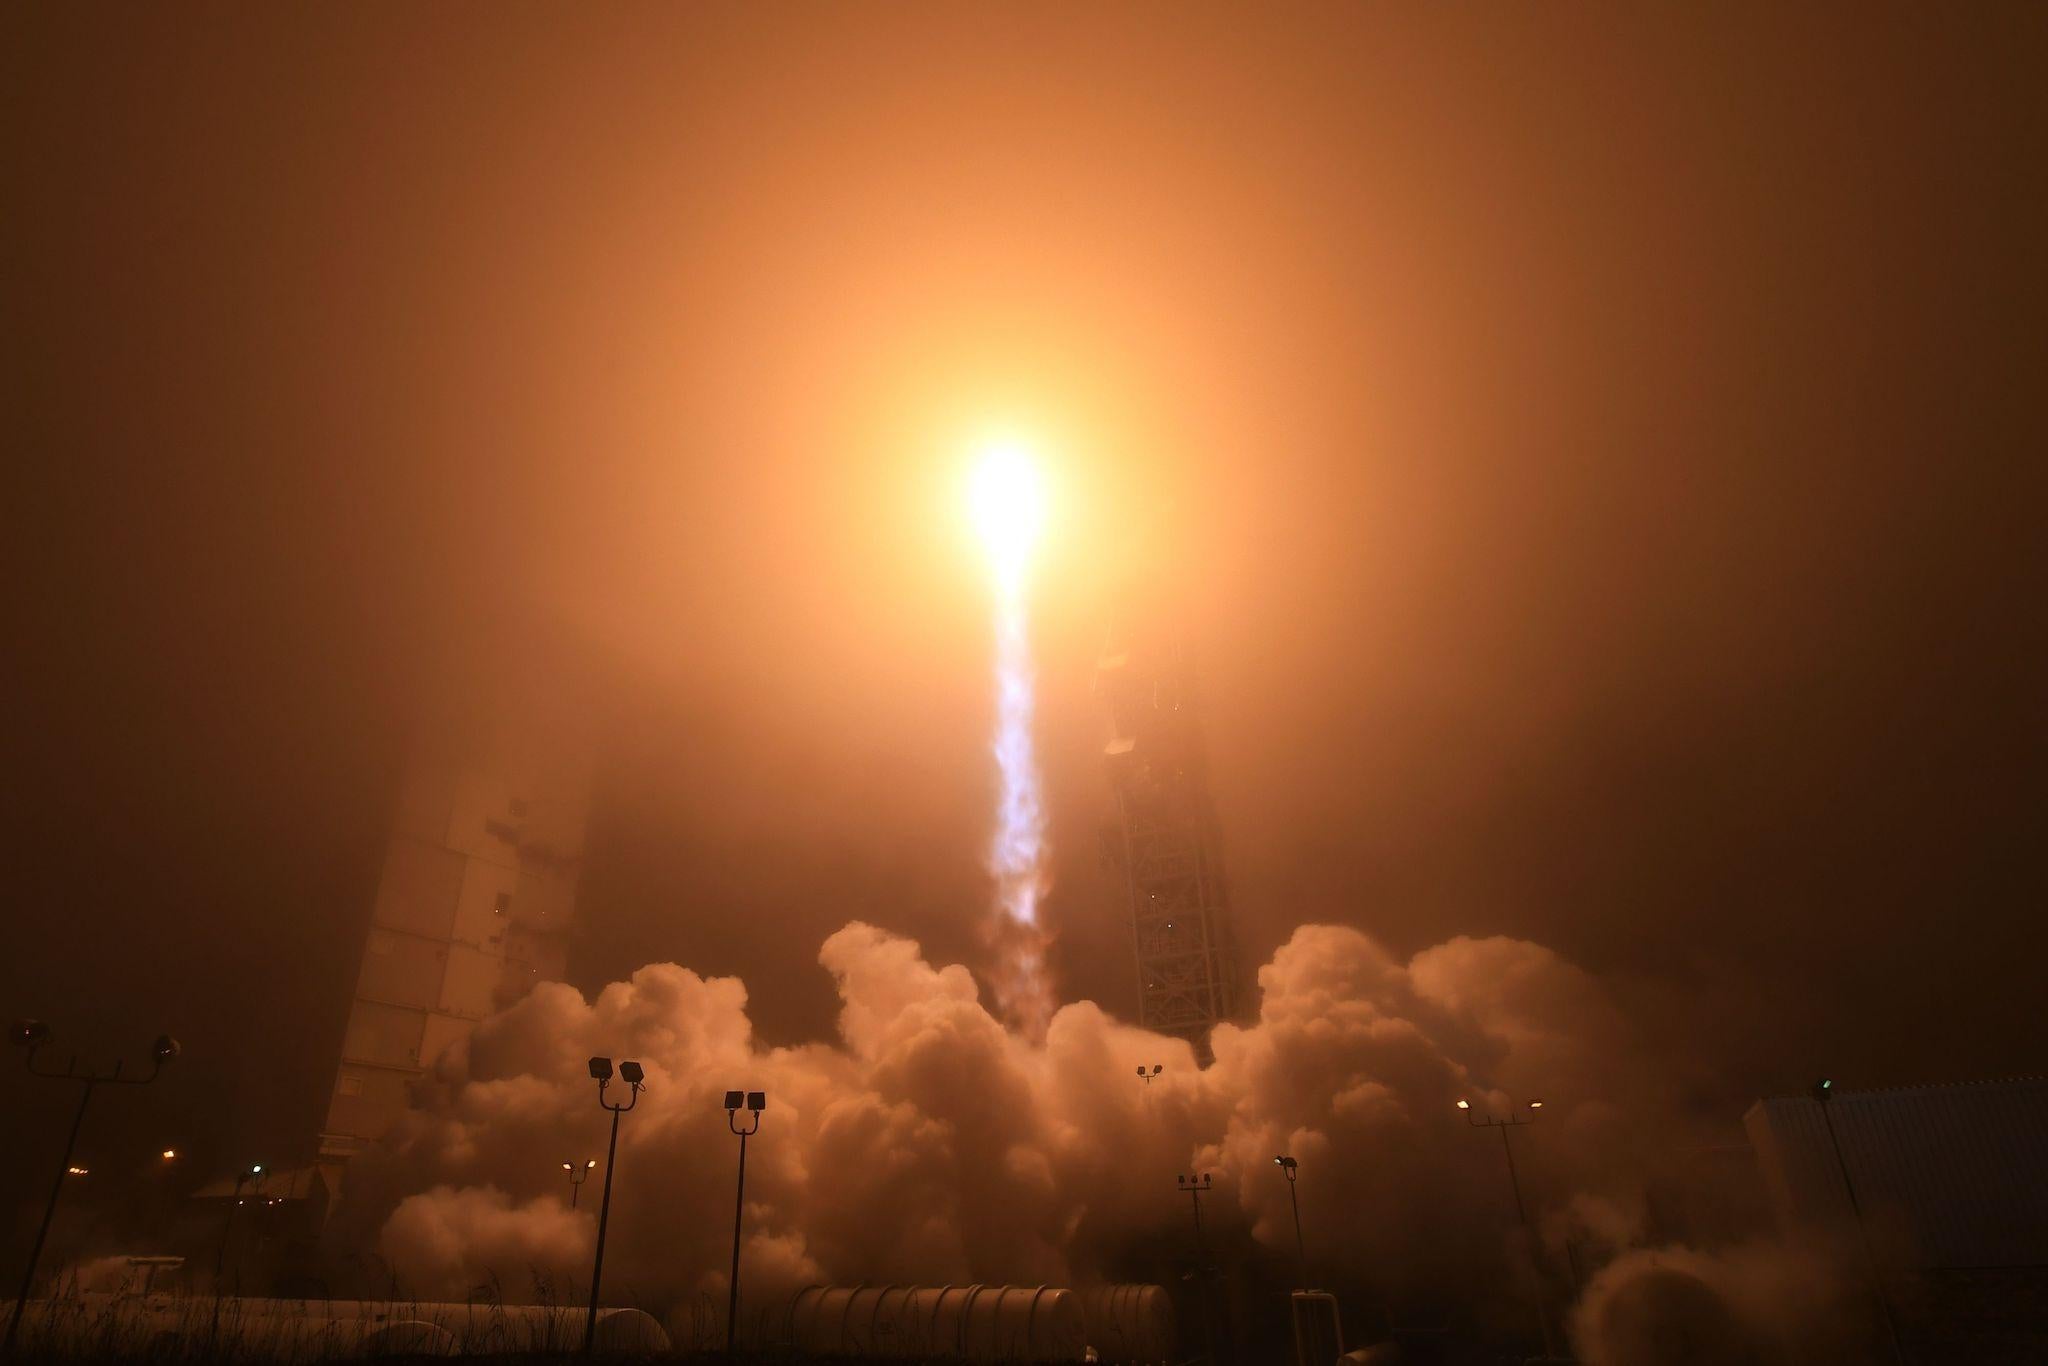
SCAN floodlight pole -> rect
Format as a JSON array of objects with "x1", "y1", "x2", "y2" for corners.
[
  {"x1": 1178, "y1": 1173, "x2": 1213, "y2": 1253},
  {"x1": 1278, "y1": 1159, "x2": 1308, "y2": 1290},
  {"x1": 6, "y1": 1027, "x2": 174, "y2": 1357},
  {"x1": 1462, "y1": 1102, "x2": 1557, "y2": 1360},
  {"x1": 725, "y1": 1093, "x2": 764, "y2": 1353},
  {"x1": 213, "y1": 1166, "x2": 266, "y2": 1280},
  {"x1": 583, "y1": 1068, "x2": 641, "y2": 1355}
]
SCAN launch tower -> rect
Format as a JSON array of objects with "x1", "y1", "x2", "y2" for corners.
[{"x1": 1098, "y1": 622, "x2": 1238, "y2": 1061}]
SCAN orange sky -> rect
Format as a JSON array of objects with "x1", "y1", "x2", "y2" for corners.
[{"x1": 4, "y1": 3, "x2": 2043, "y2": 1179}]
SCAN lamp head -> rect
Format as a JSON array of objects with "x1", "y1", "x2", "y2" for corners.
[
  {"x1": 1527, "y1": 1098, "x2": 1544, "y2": 1110},
  {"x1": 1274, "y1": 1155, "x2": 1296, "y2": 1170},
  {"x1": 12, "y1": 1019, "x2": 51, "y2": 1049},
  {"x1": 724, "y1": 1090, "x2": 744, "y2": 1111},
  {"x1": 1455, "y1": 1098, "x2": 1471, "y2": 1111},
  {"x1": 588, "y1": 1057, "x2": 614, "y2": 1082},
  {"x1": 747, "y1": 1091, "x2": 766, "y2": 1112},
  {"x1": 618, "y1": 1060, "x2": 645, "y2": 1086},
  {"x1": 1812, "y1": 1078, "x2": 1833, "y2": 1104},
  {"x1": 153, "y1": 1034, "x2": 180, "y2": 1063}
]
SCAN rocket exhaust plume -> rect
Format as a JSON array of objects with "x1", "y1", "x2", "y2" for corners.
[{"x1": 968, "y1": 438, "x2": 1053, "y2": 1035}]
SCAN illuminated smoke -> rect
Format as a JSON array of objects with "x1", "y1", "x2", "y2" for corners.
[
  {"x1": 969, "y1": 442, "x2": 1053, "y2": 1035},
  {"x1": 346, "y1": 920, "x2": 1691, "y2": 1316}
]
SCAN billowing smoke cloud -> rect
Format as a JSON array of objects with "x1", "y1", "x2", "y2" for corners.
[
  {"x1": 339, "y1": 919, "x2": 1820, "y2": 1349},
  {"x1": 1569, "y1": 1242, "x2": 1865, "y2": 1364}
]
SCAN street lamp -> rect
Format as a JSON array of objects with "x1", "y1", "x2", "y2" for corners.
[
  {"x1": 6, "y1": 1020, "x2": 178, "y2": 1355},
  {"x1": 1812, "y1": 1079, "x2": 1906, "y2": 1363},
  {"x1": 562, "y1": 1159, "x2": 597, "y2": 1209},
  {"x1": 1274, "y1": 1156, "x2": 1309, "y2": 1290},
  {"x1": 1458, "y1": 1097, "x2": 1557, "y2": 1359},
  {"x1": 215, "y1": 1164, "x2": 268, "y2": 1284},
  {"x1": 723, "y1": 1089, "x2": 766, "y2": 1352},
  {"x1": 582, "y1": 1057, "x2": 643, "y2": 1355},
  {"x1": 1136, "y1": 1064, "x2": 1163, "y2": 1085}
]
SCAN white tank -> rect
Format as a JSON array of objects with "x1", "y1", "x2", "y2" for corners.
[
  {"x1": 1077, "y1": 1284, "x2": 1176, "y2": 1363},
  {"x1": 783, "y1": 1284, "x2": 1088, "y2": 1360}
]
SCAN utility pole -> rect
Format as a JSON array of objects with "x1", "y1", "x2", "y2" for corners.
[{"x1": 6, "y1": 1021, "x2": 178, "y2": 1357}]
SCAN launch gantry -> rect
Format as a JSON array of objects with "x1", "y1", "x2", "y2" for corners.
[{"x1": 1098, "y1": 622, "x2": 1238, "y2": 1063}]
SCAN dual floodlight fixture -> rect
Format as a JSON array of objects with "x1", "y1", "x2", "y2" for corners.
[
  {"x1": 588, "y1": 1057, "x2": 645, "y2": 1087},
  {"x1": 1135, "y1": 1064, "x2": 1163, "y2": 1083},
  {"x1": 562, "y1": 1159, "x2": 596, "y2": 1173},
  {"x1": 1456, "y1": 1096, "x2": 1544, "y2": 1124},
  {"x1": 723, "y1": 1090, "x2": 766, "y2": 1113},
  {"x1": 1274, "y1": 1154, "x2": 1298, "y2": 1172},
  {"x1": 11, "y1": 1019, "x2": 180, "y2": 1066}
]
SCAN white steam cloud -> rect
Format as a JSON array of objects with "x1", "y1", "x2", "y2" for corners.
[{"x1": 337, "y1": 920, "x2": 1852, "y2": 1356}]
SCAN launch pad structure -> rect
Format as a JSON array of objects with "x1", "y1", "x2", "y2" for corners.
[{"x1": 1098, "y1": 622, "x2": 1239, "y2": 1062}]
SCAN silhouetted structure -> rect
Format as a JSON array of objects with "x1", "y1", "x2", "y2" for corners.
[
  {"x1": 318, "y1": 668, "x2": 591, "y2": 1198},
  {"x1": 1098, "y1": 622, "x2": 1238, "y2": 1062},
  {"x1": 1747, "y1": 1077, "x2": 2048, "y2": 1356}
]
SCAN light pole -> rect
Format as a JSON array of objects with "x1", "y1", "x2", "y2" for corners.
[
  {"x1": 562, "y1": 1159, "x2": 596, "y2": 1209},
  {"x1": 724, "y1": 1089, "x2": 766, "y2": 1352},
  {"x1": 582, "y1": 1057, "x2": 643, "y2": 1355},
  {"x1": 1273, "y1": 1156, "x2": 1308, "y2": 1290},
  {"x1": 1812, "y1": 1080, "x2": 1907, "y2": 1363},
  {"x1": 6, "y1": 1019, "x2": 178, "y2": 1356},
  {"x1": 213, "y1": 1164, "x2": 267, "y2": 1282},
  {"x1": 1458, "y1": 1097, "x2": 1558, "y2": 1360},
  {"x1": 1176, "y1": 1173, "x2": 1222, "y2": 1365},
  {"x1": 1176, "y1": 1172, "x2": 1213, "y2": 1250}
]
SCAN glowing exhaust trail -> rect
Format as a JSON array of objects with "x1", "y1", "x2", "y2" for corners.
[{"x1": 968, "y1": 439, "x2": 1053, "y2": 1034}]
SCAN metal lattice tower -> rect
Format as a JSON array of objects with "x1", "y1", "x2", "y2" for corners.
[{"x1": 1099, "y1": 620, "x2": 1238, "y2": 1061}]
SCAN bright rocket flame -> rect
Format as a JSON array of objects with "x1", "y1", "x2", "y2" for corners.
[
  {"x1": 968, "y1": 438, "x2": 1052, "y2": 1033},
  {"x1": 969, "y1": 439, "x2": 1047, "y2": 595}
]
